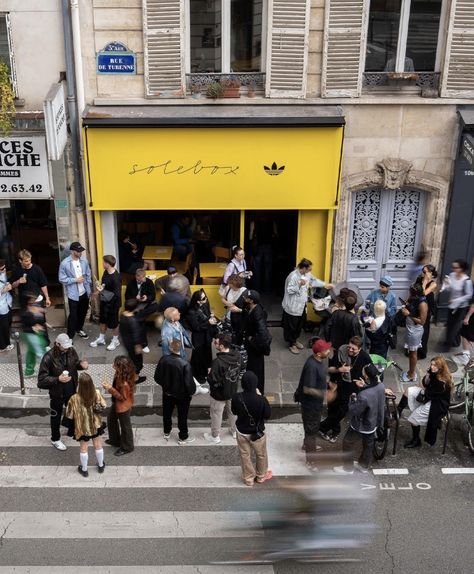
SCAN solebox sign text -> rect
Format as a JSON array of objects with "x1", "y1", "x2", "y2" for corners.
[{"x1": 0, "y1": 136, "x2": 51, "y2": 198}]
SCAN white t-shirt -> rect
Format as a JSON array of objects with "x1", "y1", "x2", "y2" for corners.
[{"x1": 72, "y1": 259, "x2": 85, "y2": 296}]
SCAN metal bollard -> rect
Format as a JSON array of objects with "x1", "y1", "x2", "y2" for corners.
[{"x1": 11, "y1": 331, "x2": 25, "y2": 395}]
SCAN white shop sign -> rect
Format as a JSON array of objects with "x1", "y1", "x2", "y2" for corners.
[
  {"x1": 0, "y1": 136, "x2": 51, "y2": 199},
  {"x1": 44, "y1": 83, "x2": 67, "y2": 161}
]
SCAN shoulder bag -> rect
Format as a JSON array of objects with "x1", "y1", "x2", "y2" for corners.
[{"x1": 239, "y1": 396, "x2": 264, "y2": 441}]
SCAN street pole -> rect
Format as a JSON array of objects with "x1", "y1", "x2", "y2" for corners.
[{"x1": 12, "y1": 331, "x2": 25, "y2": 395}]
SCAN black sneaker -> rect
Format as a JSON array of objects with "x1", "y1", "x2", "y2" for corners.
[
  {"x1": 97, "y1": 463, "x2": 106, "y2": 474},
  {"x1": 76, "y1": 330, "x2": 89, "y2": 340},
  {"x1": 77, "y1": 465, "x2": 89, "y2": 477},
  {"x1": 105, "y1": 439, "x2": 120, "y2": 447}
]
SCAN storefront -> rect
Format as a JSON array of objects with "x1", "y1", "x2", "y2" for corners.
[{"x1": 83, "y1": 106, "x2": 345, "y2": 315}]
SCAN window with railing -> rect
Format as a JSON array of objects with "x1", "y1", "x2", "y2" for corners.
[{"x1": 0, "y1": 13, "x2": 18, "y2": 97}]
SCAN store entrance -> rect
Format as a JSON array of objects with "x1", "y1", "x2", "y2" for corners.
[{"x1": 244, "y1": 210, "x2": 298, "y2": 320}]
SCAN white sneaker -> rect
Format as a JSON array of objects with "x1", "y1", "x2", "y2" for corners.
[
  {"x1": 51, "y1": 439, "x2": 67, "y2": 451},
  {"x1": 353, "y1": 461, "x2": 370, "y2": 474},
  {"x1": 204, "y1": 432, "x2": 221, "y2": 444},
  {"x1": 454, "y1": 352, "x2": 471, "y2": 366},
  {"x1": 333, "y1": 466, "x2": 354, "y2": 475},
  {"x1": 142, "y1": 346, "x2": 150, "y2": 354},
  {"x1": 178, "y1": 436, "x2": 195, "y2": 445},
  {"x1": 107, "y1": 339, "x2": 120, "y2": 351},
  {"x1": 230, "y1": 429, "x2": 237, "y2": 439},
  {"x1": 0, "y1": 344, "x2": 14, "y2": 352},
  {"x1": 90, "y1": 338, "x2": 105, "y2": 348}
]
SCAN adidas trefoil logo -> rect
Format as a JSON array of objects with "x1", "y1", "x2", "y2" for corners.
[{"x1": 264, "y1": 162, "x2": 285, "y2": 176}]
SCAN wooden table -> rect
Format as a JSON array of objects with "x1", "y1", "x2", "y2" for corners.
[
  {"x1": 144, "y1": 269, "x2": 168, "y2": 281},
  {"x1": 142, "y1": 245, "x2": 173, "y2": 261},
  {"x1": 199, "y1": 262, "x2": 227, "y2": 278}
]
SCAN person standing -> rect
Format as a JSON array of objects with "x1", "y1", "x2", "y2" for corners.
[
  {"x1": 400, "y1": 283, "x2": 428, "y2": 383},
  {"x1": 295, "y1": 339, "x2": 332, "y2": 471},
  {"x1": 119, "y1": 300, "x2": 146, "y2": 383},
  {"x1": 440, "y1": 259, "x2": 473, "y2": 349},
  {"x1": 37, "y1": 333, "x2": 88, "y2": 450},
  {"x1": 222, "y1": 246, "x2": 252, "y2": 287},
  {"x1": 161, "y1": 307, "x2": 192, "y2": 359},
  {"x1": 282, "y1": 258, "x2": 333, "y2": 354},
  {"x1": 90, "y1": 255, "x2": 122, "y2": 351},
  {"x1": 364, "y1": 300, "x2": 392, "y2": 358},
  {"x1": 65, "y1": 372, "x2": 106, "y2": 477},
  {"x1": 365, "y1": 276, "x2": 397, "y2": 319},
  {"x1": 324, "y1": 295, "x2": 362, "y2": 352},
  {"x1": 241, "y1": 290, "x2": 272, "y2": 394},
  {"x1": 221, "y1": 273, "x2": 246, "y2": 342},
  {"x1": 333, "y1": 363, "x2": 385, "y2": 474},
  {"x1": 231, "y1": 371, "x2": 272, "y2": 486},
  {"x1": 156, "y1": 266, "x2": 191, "y2": 301},
  {"x1": 0, "y1": 259, "x2": 14, "y2": 352},
  {"x1": 154, "y1": 339, "x2": 196, "y2": 445},
  {"x1": 21, "y1": 295, "x2": 48, "y2": 377},
  {"x1": 319, "y1": 336, "x2": 372, "y2": 442},
  {"x1": 459, "y1": 295, "x2": 474, "y2": 365},
  {"x1": 59, "y1": 241, "x2": 92, "y2": 341},
  {"x1": 125, "y1": 268, "x2": 157, "y2": 352},
  {"x1": 186, "y1": 289, "x2": 218, "y2": 383},
  {"x1": 204, "y1": 333, "x2": 242, "y2": 444},
  {"x1": 10, "y1": 249, "x2": 51, "y2": 309},
  {"x1": 417, "y1": 264, "x2": 438, "y2": 359},
  {"x1": 102, "y1": 355, "x2": 136, "y2": 456}
]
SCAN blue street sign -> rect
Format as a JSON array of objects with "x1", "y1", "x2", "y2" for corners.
[{"x1": 97, "y1": 42, "x2": 136, "y2": 75}]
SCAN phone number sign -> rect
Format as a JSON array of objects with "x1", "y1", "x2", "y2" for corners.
[{"x1": 0, "y1": 136, "x2": 51, "y2": 198}]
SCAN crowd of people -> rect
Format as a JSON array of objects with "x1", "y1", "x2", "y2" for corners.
[{"x1": 0, "y1": 241, "x2": 473, "y2": 482}]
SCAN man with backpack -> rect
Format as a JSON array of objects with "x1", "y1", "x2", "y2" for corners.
[{"x1": 204, "y1": 332, "x2": 243, "y2": 444}]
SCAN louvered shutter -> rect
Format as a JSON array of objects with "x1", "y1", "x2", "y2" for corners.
[
  {"x1": 265, "y1": 0, "x2": 311, "y2": 98},
  {"x1": 321, "y1": 0, "x2": 368, "y2": 98},
  {"x1": 440, "y1": 0, "x2": 474, "y2": 98},
  {"x1": 143, "y1": 0, "x2": 185, "y2": 98}
]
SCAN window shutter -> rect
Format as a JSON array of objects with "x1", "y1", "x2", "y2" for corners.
[
  {"x1": 265, "y1": 0, "x2": 311, "y2": 98},
  {"x1": 440, "y1": 0, "x2": 474, "y2": 98},
  {"x1": 143, "y1": 0, "x2": 185, "y2": 98},
  {"x1": 321, "y1": 0, "x2": 368, "y2": 98}
]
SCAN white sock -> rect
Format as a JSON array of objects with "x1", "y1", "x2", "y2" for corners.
[
  {"x1": 95, "y1": 448, "x2": 104, "y2": 467},
  {"x1": 80, "y1": 452, "x2": 88, "y2": 471},
  {"x1": 97, "y1": 334, "x2": 105, "y2": 342}
]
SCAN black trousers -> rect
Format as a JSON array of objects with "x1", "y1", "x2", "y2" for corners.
[
  {"x1": 124, "y1": 341, "x2": 143, "y2": 374},
  {"x1": 67, "y1": 294, "x2": 90, "y2": 339},
  {"x1": 301, "y1": 407, "x2": 322, "y2": 466},
  {"x1": 342, "y1": 427, "x2": 375, "y2": 470},
  {"x1": 136, "y1": 303, "x2": 158, "y2": 346},
  {"x1": 445, "y1": 307, "x2": 468, "y2": 348},
  {"x1": 162, "y1": 394, "x2": 191, "y2": 440},
  {"x1": 319, "y1": 392, "x2": 350, "y2": 436},
  {"x1": 107, "y1": 408, "x2": 134, "y2": 452},
  {"x1": 0, "y1": 310, "x2": 12, "y2": 350},
  {"x1": 50, "y1": 396, "x2": 69, "y2": 442},
  {"x1": 246, "y1": 350, "x2": 265, "y2": 394},
  {"x1": 282, "y1": 310, "x2": 305, "y2": 346}
]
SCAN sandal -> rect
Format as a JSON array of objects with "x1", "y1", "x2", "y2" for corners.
[{"x1": 256, "y1": 470, "x2": 273, "y2": 484}]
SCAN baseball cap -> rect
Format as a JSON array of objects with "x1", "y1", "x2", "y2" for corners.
[
  {"x1": 167, "y1": 266, "x2": 177, "y2": 274},
  {"x1": 70, "y1": 241, "x2": 85, "y2": 252},
  {"x1": 243, "y1": 289, "x2": 260, "y2": 304},
  {"x1": 312, "y1": 339, "x2": 332, "y2": 354},
  {"x1": 55, "y1": 333, "x2": 73, "y2": 349},
  {"x1": 380, "y1": 275, "x2": 393, "y2": 287}
]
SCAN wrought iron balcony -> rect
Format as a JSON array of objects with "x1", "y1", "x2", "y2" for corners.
[
  {"x1": 185, "y1": 72, "x2": 265, "y2": 98},
  {"x1": 363, "y1": 71, "x2": 440, "y2": 92}
]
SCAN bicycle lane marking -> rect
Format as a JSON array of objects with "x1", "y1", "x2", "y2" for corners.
[
  {"x1": 372, "y1": 468, "x2": 409, "y2": 475},
  {"x1": 360, "y1": 482, "x2": 431, "y2": 491},
  {"x1": 441, "y1": 468, "x2": 474, "y2": 474}
]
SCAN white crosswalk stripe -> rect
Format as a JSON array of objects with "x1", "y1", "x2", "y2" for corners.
[{"x1": 0, "y1": 568, "x2": 275, "y2": 574}]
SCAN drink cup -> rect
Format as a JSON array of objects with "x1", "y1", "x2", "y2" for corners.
[{"x1": 62, "y1": 370, "x2": 69, "y2": 377}]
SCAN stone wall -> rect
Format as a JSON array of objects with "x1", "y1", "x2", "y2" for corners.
[
  {"x1": 307, "y1": 0, "x2": 324, "y2": 98},
  {"x1": 331, "y1": 104, "x2": 459, "y2": 281}
]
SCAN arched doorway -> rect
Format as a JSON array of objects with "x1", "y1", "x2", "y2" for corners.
[{"x1": 347, "y1": 187, "x2": 426, "y2": 299}]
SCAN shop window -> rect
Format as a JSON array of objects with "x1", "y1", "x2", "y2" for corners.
[
  {"x1": 364, "y1": 0, "x2": 444, "y2": 91},
  {"x1": 0, "y1": 14, "x2": 18, "y2": 97},
  {"x1": 189, "y1": 0, "x2": 264, "y2": 73}
]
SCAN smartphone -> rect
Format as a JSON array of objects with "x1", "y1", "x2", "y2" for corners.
[{"x1": 398, "y1": 297, "x2": 407, "y2": 305}]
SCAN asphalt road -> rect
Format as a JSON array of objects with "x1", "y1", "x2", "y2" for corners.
[{"x1": 0, "y1": 418, "x2": 472, "y2": 574}]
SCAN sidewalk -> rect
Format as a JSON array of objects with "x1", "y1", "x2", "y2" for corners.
[{"x1": 0, "y1": 320, "x2": 459, "y2": 418}]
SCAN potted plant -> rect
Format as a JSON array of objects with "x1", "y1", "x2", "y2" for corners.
[
  {"x1": 221, "y1": 77, "x2": 241, "y2": 98},
  {"x1": 206, "y1": 81, "x2": 224, "y2": 99},
  {"x1": 246, "y1": 81, "x2": 256, "y2": 98},
  {"x1": 0, "y1": 62, "x2": 15, "y2": 136},
  {"x1": 191, "y1": 84, "x2": 202, "y2": 99}
]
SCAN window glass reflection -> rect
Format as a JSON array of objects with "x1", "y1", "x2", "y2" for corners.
[
  {"x1": 366, "y1": 0, "x2": 402, "y2": 72},
  {"x1": 231, "y1": 0, "x2": 263, "y2": 72},
  {"x1": 190, "y1": 0, "x2": 222, "y2": 72},
  {"x1": 405, "y1": 0, "x2": 442, "y2": 71}
]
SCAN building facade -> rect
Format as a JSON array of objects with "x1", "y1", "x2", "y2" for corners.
[{"x1": 9, "y1": 0, "x2": 471, "y2": 306}]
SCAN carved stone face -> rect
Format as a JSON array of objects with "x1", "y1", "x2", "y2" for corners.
[{"x1": 377, "y1": 158, "x2": 413, "y2": 190}]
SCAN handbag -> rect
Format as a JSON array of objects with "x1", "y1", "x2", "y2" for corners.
[
  {"x1": 415, "y1": 390, "x2": 428, "y2": 403},
  {"x1": 100, "y1": 289, "x2": 115, "y2": 303},
  {"x1": 93, "y1": 401, "x2": 106, "y2": 414},
  {"x1": 239, "y1": 396, "x2": 264, "y2": 441}
]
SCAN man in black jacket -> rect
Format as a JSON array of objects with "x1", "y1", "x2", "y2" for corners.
[
  {"x1": 231, "y1": 371, "x2": 272, "y2": 486},
  {"x1": 125, "y1": 268, "x2": 157, "y2": 352},
  {"x1": 324, "y1": 295, "x2": 362, "y2": 351},
  {"x1": 154, "y1": 339, "x2": 196, "y2": 444},
  {"x1": 241, "y1": 290, "x2": 271, "y2": 394},
  {"x1": 204, "y1": 333, "x2": 242, "y2": 444},
  {"x1": 37, "y1": 333, "x2": 88, "y2": 451}
]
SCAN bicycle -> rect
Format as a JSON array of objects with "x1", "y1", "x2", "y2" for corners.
[
  {"x1": 369, "y1": 354, "x2": 402, "y2": 459},
  {"x1": 448, "y1": 359, "x2": 474, "y2": 453}
]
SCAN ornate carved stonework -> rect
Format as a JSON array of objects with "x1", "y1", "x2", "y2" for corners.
[{"x1": 376, "y1": 158, "x2": 416, "y2": 190}]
